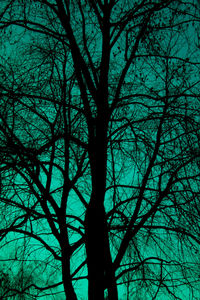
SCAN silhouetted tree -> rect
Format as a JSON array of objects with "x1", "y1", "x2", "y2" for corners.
[{"x1": 0, "y1": 1, "x2": 200, "y2": 299}]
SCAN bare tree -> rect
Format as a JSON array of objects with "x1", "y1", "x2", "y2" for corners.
[{"x1": 0, "y1": 0, "x2": 200, "y2": 299}]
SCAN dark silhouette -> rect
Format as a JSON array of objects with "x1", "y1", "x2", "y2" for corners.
[{"x1": 0, "y1": 1, "x2": 200, "y2": 299}]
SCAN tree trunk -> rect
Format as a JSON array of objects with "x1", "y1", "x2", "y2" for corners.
[
  {"x1": 85, "y1": 201, "x2": 106, "y2": 300},
  {"x1": 61, "y1": 252, "x2": 78, "y2": 300},
  {"x1": 104, "y1": 226, "x2": 118, "y2": 300},
  {"x1": 59, "y1": 214, "x2": 78, "y2": 300},
  {"x1": 86, "y1": 116, "x2": 108, "y2": 299}
]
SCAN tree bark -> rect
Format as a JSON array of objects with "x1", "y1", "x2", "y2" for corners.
[
  {"x1": 61, "y1": 251, "x2": 77, "y2": 300},
  {"x1": 85, "y1": 201, "x2": 106, "y2": 300},
  {"x1": 104, "y1": 226, "x2": 118, "y2": 300},
  {"x1": 85, "y1": 116, "x2": 108, "y2": 300}
]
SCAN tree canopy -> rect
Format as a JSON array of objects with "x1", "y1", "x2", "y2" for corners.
[{"x1": 0, "y1": 0, "x2": 200, "y2": 299}]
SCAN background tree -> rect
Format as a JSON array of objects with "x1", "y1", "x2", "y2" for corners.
[{"x1": 0, "y1": 0, "x2": 200, "y2": 299}]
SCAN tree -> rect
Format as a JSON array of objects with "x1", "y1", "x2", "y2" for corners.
[{"x1": 0, "y1": 0, "x2": 200, "y2": 299}]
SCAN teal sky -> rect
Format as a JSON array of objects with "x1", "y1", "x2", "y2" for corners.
[{"x1": 0, "y1": 1, "x2": 200, "y2": 299}]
